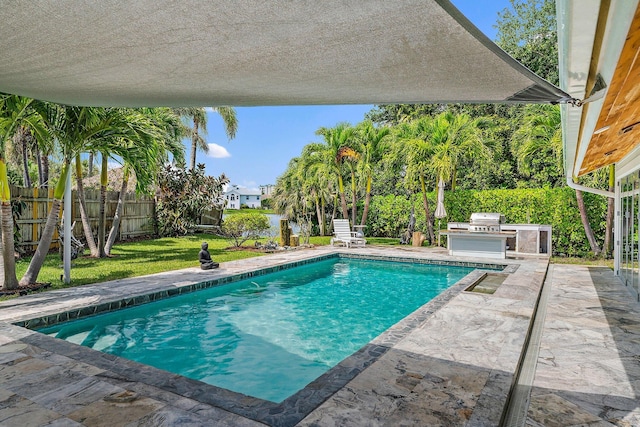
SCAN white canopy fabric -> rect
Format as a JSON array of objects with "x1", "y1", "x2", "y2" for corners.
[{"x1": 0, "y1": 0, "x2": 570, "y2": 107}]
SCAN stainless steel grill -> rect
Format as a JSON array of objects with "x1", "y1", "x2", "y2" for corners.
[{"x1": 468, "y1": 212, "x2": 505, "y2": 232}]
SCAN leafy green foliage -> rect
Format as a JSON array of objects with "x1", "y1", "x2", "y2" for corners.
[
  {"x1": 260, "y1": 198, "x2": 273, "y2": 209},
  {"x1": 268, "y1": 1, "x2": 607, "y2": 255},
  {"x1": 222, "y1": 213, "x2": 271, "y2": 247},
  {"x1": 6, "y1": 167, "x2": 22, "y2": 185},
  {"x1": 366, "y1": 188, "x2": 607, "y2": 256},
  {"x1": 495, "y1": 0, "x2": 558, "y2": 85},
  {"x1": 155, "y1": 164, "x2": 228, "y2": 236}
]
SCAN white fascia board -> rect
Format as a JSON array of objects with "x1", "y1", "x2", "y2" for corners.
[
  {"x1": 558, "y1": 0, "x2": 599, "y2": 177},
  {"x1": 559, "y1": 0, "x2": 639, "y2": 177}
]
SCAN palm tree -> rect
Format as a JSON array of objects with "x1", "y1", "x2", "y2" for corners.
[
  {"x1": 10, "y1": 125, "x2": 35, "y2": 187},
  {"x1": 512, "y1": 104, "x2": 563, "y2": 186},
  {"x1": 343, "y1": 146, "x2": 361, "y2": 226},
  {"x1": 397, "y1": 118, "x2": 436, "y2": 244},
  {"x1": 0, "y1": 95, "x2": 47, "y2": 290},
  {"x1": 92, "y1": 108, "x2": 185, "y2": 257},
  {"x1": 19, "y1": 106, "x2": 174, "y2": 283},
  {"x1": 315, "y1": 123, "x2": 356, "y2": 221},
  {"x1": 513, "y1": 104, "x2": 601, "y2": 255},
  {"x1": 104, "y1": 107, "x2": 185, "y2": 255},
  {"x1": 75, "y1": 152, "x2": 99, "y2": 257},
  {"x1": 19, "y1": 104, "x2": 98, "y2": 285},
  {"x1": 19, "y1": 159, "x2": 71, "y2": 286},
  {"x1": 300, "y1": 143, "x2": 334, "y2": 235},
  {"x1": 60, "y1": 107, "x2": 116, "y2": 258},
  {"x1": 272, "y1": 157, "x2": 306, "y2": 220},
  {"x1": 356, "y1": 120, "x2": 390, "y2": 227},
  {"x1": 429, "y1": 112, "x2": 491, "y2": 191},
  {"x1": 104, "y1": 164, "x2": 131, "y2": 256},
  {"x1": 174, "y1": 107, "x2": 238, "y2": 170}
]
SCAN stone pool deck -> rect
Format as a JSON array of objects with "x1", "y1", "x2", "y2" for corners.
[{"x1": 0, "y1": 246, "x2": 636, "y2": 426}]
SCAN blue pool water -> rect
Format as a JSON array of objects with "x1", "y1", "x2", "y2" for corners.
[{"x1": 39, "y1": 258, "x2": 473, "y2": 402}]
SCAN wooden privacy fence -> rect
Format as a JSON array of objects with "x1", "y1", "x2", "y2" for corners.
[
  {"x1": 11, "y1": 185, "x2": 223, "y2": 253},
  {"x1": 11, "y1": 185, "x2": 156, "y2": 253}
]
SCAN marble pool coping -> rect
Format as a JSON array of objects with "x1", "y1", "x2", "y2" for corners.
[{"x1": 0, "y1": 246, "x2": 548, "y2": 426}]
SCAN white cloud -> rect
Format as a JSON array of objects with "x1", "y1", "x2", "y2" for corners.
[
  {"x1": 205, "y1": 143, "x2": 231, "y2": 158},
  {"x1": 107, "y1": 161, "x2": 122, "y2": 170}
]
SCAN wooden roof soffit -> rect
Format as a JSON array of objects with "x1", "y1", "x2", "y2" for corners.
[{"x1": 578, "y1": 1, "x2": 640, "y2": 176}]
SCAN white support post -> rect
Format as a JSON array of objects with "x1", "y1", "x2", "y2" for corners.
[
  {"x1": 63, "y1": 170, "x2": 71, "y2": 284},
  {"x1": 614, "y1": 179, "x2": 621, "y2": 277}
]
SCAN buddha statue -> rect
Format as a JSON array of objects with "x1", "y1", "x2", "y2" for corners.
[{"x1": 198, "y1": 242, "x2": 219, "y2": 270}]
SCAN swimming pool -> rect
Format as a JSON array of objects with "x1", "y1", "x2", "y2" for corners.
[{"x1": 38, "y1": 257, "x2": 474, "y2": 402}]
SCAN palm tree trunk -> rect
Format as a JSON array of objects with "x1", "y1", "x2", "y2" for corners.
[
  {"x1": 360, "y1": 175, "x2": 372, "y2": 226},
  {"x1": 451, "y1": 168, "x2": 457, "y2": 191},
  {"x1": 575, "y1": 189, "x2": 601, "y2": 255},
  {"x1": 603, "y1": 165, "x2": 615, "y2": 256},
  {"x1": 88, "y1": 152, "x2": 94, "y2": 177},
  {"x1": 314, "y1": 195, "x2": 323, "y2": 236},
  {"x1": 338, "y1": 176, "x2": 349, "y2": 220},
  {"x1": 330, "y1": 193, "x2": 338, "y2": 233},
  {"x1": 19, "y1": 199, "x2": 62, "y2": 286},
  {"x1": 76, "y1": 155, "x2": 99, "y2": 257},
  {"x1": 98, "y1": 154, "x2": 107, "y2": 258},
  {"x1": 42, "y1": 153, "x2": 49, "y2": 188},
  {"x1": 0, "y1": 233, "x2": 5, "y2": 289},
  {"x1": 105, "y1": 169, "x2": 129, "y2": 255},
  {"x1": 19, "y1": 163, "x2": 70, "y2": 286},
  {"x1": 36, "y1": 149, "x2": 44, "y2": 187},
  {"x1": 321, "y1": 197, "x2": 326, "y2": 236},
  {"x1": 190, "y1": 121, "x2": 199, "y2": 170},
  {"x1": 0, "y1": 159, "x2": 19, "y2": 290},
  {"x1": 18, "y1": 127, "x2": 31, "y2": 188},
  {"x1": 350, "y1": 168, "x2": 357, "y2": 226},
  {"x1": 420, "y1": 175, "x2": 435, "y2": 244},
  {"x1": 1, "y1": 203, "x2": 19, "y2": 290}
]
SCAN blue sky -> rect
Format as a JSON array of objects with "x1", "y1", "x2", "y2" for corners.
[{"x1": 193, "y1": 0, "x2": 511, "y2": 189}]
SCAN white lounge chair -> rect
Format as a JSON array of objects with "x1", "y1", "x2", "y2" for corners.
[{"x1": 331, "y1": 219, "x2": 366, "y2": 248}]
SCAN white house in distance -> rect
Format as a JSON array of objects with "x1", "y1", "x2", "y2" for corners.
[
  {"x1": 224, "y1": 184, "x2": 262, "y2": 209},
  {"x1": 259, "y1": 184, "x2": 275, "y2": 197}
]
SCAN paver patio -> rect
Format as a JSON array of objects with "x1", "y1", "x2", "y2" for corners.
[{"x1": 0, "y1": 246, "x2": 636, "y2": 426}]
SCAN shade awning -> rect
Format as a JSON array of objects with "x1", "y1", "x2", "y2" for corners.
[{"x1": 0, "y1": 0, "x2": 570, "y2": 107}]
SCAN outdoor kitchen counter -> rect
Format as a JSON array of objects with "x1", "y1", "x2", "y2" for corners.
[{"x1": 441, "y1": 229, "x2": 516, "y2": 259}]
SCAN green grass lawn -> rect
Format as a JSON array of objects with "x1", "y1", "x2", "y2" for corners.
[
  {"x1": 550, "y1": 256, "x2": 614, "y2": 268},
  {"x1": 14, "y1": 234, "x2": 263, "y2": 291},
  {"x1": 223, "y1": 208, "x2": 275, "y2": 215},
  {"x1": 12, "y1": 234, "x2": 401, "y2": 293}
]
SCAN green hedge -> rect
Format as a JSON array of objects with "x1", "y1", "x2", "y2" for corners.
[{"x1": 366, "y1": 188, "x2": 607, "y2": 256}]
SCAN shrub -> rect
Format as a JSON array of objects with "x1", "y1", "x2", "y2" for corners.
[
  {"x1": 155, "y1": 164, "x2": 228, "y2": 236},
  {"x1": 366, "y1": 188, "x2": 607, "y2": 256},
  {"x1": 261, "y1": 198, "x2": 273, "y2": 209},
  {"x1": 223, "y1": 213, "x2": 271, "y2": 247}
]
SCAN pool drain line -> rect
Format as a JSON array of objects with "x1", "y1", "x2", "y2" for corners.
[{"x1": 501, "y1": 264, "x2": 554, "y2": 427}]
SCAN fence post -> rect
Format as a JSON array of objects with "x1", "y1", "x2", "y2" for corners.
[
  {"x1": 32, "y1": 187, "x2": 39, "y2": 253},
  {"x1": 12, "y1": 185, "x2": 156, "y2": 253}
]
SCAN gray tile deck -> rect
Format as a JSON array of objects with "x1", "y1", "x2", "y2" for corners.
[
  {"x1": 0, "y1": 246, "x2": 635, "y2": 426},
  {"x1": 526, "y1": 264, "x2": 640, "y2": 427}
]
